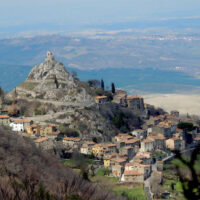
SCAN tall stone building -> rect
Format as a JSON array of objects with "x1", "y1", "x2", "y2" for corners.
[{"x1": 126, "y1": 95, "x2": 145, "y2": 113}]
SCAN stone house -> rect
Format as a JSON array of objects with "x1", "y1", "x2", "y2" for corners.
[
  {"x1": 119, "y1": 146, "x2": 135, "y2": 161},
  {"x1": 159, "y1": 121, "x2": 176, "y2": 134},
  {"x1": 166, "y1": 114, "x2": 180, "y2": 125},
  {"x1": 10, "y1": 119, "x2": 33, "y2": 132},
  {"x1": 141, "y1": 139, "x2": 154, "y2": 152},
  {"x1": 95, "y1": 96, "x2": 108, "y2": 104},
  {"x1": 122, "y1": 170, "x2": 144, "y2": 183},
  {"x1": 165, "y1": 137, "x2": 181, "y2": 150},
  {"x1": 104, "y1": 143, "x2": 117, "y2": 153},
  {"x1": 113, "y1": 133, "x2": 132, "y2": 148},
  {"x1": 63, "y1": 137, "x2": 81, "y2": 149},
  {"x1": 122, "y1": 161, "x2": 151, "y2": 183},
  {"x1": 148, "y1": 133, "x2": 166, "y2": 150},
  {"x1": 34, "y1": 137, "x2": 53, "y2": 150},
  {"x1": 112, "y1": 165, "x2": 124, "y2": 178},
  {"x1": 135, "y1": 152, "x2": 152, "y2": 165},
  {"x1": 148, "y1": 116, "x2": 164, "y2": 126},
  {"x1": 40, "y1": 124, "x2": 57, "y2": 137},
  {"x1": 80, "y1": 141, "x2": 96, "y2": 155},
  {"x1": 125, "y1": 161, "x2": 151, "y2": 179},
  {"x1": 126, "y1": 96, "x2": 145, "y2": 113},
  {"x1": 0, "y1": 115, "x2": 10, "y2": 126},
  {"x1": 112, "y1": 92, "x2": 127, "y2": 107},
  {"x1": 114, "y1": 133, "x2": 133, "y2": 143},
  {"x1": 152, "y1": 123, "x2": 172, "y2": 139},
  {"x1": 131, "y1": 129, "x2": 147, "y2": 139},
  {"x1": 110, "y1": 157, "x2": 127, "y2": 167},
  {"x1": 115, "y1": 141, "x2": 126, "y2": 149},
  {"x1": 27, "y1": 124, "x2": 40, "y2": 135},
  {"x1": 170, "y1": 110, "x2": 179, "y2": 118},
  {"x1": 124, "y1": 138, "x2": 140, "y2": 148},
  {"x1": 47, "y1": 131, "x2": 60, "y2": 139}
]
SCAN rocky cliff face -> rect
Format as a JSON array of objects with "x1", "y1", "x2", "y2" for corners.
[{"x1": 15, "y1": 51, "x2": 93, "y2": 103}]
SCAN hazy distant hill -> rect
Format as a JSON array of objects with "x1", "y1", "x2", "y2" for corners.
[
  {"x1": 1, "y1": 35, "x2": 200, "y2": 73},
  {"x1": 1, "y1": 35, "x2": 200, "y2": 93}
]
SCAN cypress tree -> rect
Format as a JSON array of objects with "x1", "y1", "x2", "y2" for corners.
[
  {"x1": 54, "y1": 76, "x2": 59, "y2": 89},
  {"x1": 111, "y1": 82, "x2": 115, "y2": 93},
  {"x1": 101, "y1": 79, "x2": 104, "y2": 90}
]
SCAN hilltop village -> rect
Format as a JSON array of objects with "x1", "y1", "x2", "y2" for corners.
[{"x1": 0, "y1": 52, "x2": 200, "y2": 198}]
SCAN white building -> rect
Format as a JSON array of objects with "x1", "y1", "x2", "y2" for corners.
[{"x1": 10, "y1": 119, "x2": 32, "y2": 132}]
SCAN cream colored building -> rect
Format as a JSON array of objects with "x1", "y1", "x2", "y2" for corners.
[{"x1": 165, "y1": 137, "x2": 181, "y2": 150}]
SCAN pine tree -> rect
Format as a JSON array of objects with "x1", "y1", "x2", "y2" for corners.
[
  {"x1": 111, "y1": 82, "x2": 115, "y2": 94},
  {"x1": 101, "y1": 79, "x2": 104, "y2": 90}
]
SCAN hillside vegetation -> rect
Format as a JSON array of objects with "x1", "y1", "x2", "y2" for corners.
[{"x1": 0, "y1": 128, "x2": 123, "y2": 200}]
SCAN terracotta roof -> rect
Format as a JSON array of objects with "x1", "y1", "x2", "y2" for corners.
[
  {"x1": 136, "y1": 152, "x2": 151, "y2": 159},
  {"x1": 142, "y1": 139, "x2": 153, "y2": 143},
  {"x1": 48, "y1": 131, "x2": 60, "y2": 136},
  {"x1": 139, "y1": 164, "x2": 151, "y2": 167},
  {"x1": 81, "y1": 144, "x2": 88, "y2": 148},
  {"x1": 86, "y1": 141, "x2": 96, "y2": 145},
  {"x1": 63, "y1": 137, "x2": 81, "y2": 142},
  {"x1": 104, "y1": 143, "x2": 117, "y2": 147},
  {"x1": 148, "y1": 134, "x2": 165, "y2": 140},
  {"x1": 103, "y1": 149, "x2": 111, "y2": 153},
  {"x1": 35, "y1": 137, "x2": 48, "y2": 143},
  {"x1": 0, "y1": 115, "x2": 10, "y2": 119},
  {"x1": 126, "y1": 95, "x2": 142, "y2": 101},
  {"x1": 47, "y1": 124, "x2": 57, "y2": 127},
  {"x1": 125, "y1": 138, "x2": 139, "y2": 144},
  {"x1": 124, "y1": 170, "x2": 144, "y2": 176},
  {"x1": 111, "y1": 158, "x2": 126, "y2": 163},
  {"x1": 115, "y1": 133, "x2": 131, "y2": 138},
  {"x1": 170, "y1": 137, "x2": 180, "y2": 141},
  {"x1": 123, "y1": 146, "x2": 133, "y2": 150},
  {"x1": 95, "y1": 96, "x2": 107, "y2": 100},
  {"x1": 13, "y1": 119, "x2": 32, "y2": 124},
  {"x1": 125, "y1": 162, "x2": 134, "y2": 167}
]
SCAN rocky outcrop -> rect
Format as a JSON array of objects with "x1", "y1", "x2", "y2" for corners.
[{"x1": 14, "y1": 51, "x2": 93, "y2": 103}]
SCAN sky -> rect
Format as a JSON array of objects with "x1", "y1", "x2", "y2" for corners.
[{"x1": 0, "y1": 0, "x2": 200, "y2": 36}]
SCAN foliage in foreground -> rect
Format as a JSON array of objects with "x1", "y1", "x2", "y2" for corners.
[
  {"x1": 0, "y1": 128, "x2": 124, "y2": 200},
  {"x1": 174, "y1": 146, "x2": 200, "y2": 200}
]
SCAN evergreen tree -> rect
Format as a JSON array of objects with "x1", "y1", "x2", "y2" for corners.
[
  {"x1": 101, "y1": 79, "x2": 104, "y2": 90},
  {"x1": 111, "y1": 82, "x2": 115, "y2": 93},
  {"x1": 54, "y1": 76, "x2": 59, "y2": 89}
]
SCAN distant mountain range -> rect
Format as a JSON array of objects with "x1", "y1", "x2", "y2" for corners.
[{"x1": 1, "y1": 34, "x2": 200, "y2": 93}]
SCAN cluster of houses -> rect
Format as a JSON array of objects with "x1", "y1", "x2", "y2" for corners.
[
  {"x1": 75, "y1": 109, "x2": 200, "y2": 183},
  {"x1": 1, "y1": 102, "x2": 200, "y2": 184},
  {"x1": 0, "y1": 110, "x2": 61, "y2": 150},
  {"x1": 95, "y1": 90, "x2": 145, "y2": 114}
]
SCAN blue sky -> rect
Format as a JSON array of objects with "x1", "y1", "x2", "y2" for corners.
[{"x1": 1, "y1": 0, "x2": 200, "y2": 35}]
